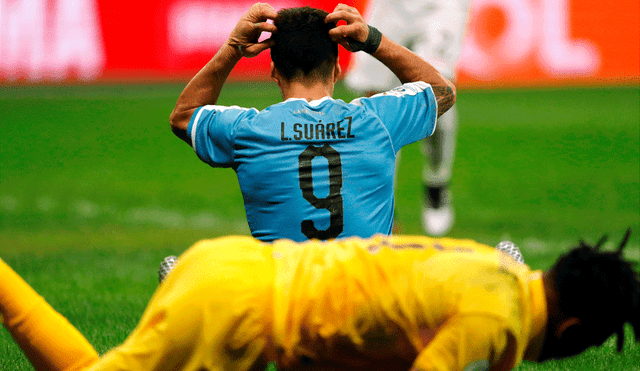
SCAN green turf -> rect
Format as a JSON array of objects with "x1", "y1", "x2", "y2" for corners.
[{"x1": 0, "y1": 82, "x2": 638, "y2": 370}]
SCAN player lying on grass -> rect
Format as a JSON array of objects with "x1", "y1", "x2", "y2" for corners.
[
  {"x1": 169, "y1": 3, "x2": 456, "y2": 242},
  {"x1": 2, "y1": 231, "x2": 638, "y2": 371}
]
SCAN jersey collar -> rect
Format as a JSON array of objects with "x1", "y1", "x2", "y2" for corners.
[{"x1": 284, "y1": 96, "x2": 333, "y2": 106}]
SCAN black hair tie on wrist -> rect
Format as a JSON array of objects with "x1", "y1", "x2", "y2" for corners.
[{"x1": 347, "y1": 25, "x2": 382, "y2": 54}]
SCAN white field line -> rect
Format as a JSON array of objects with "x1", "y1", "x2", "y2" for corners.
[{"x1": 1, "y1": 194, "x2": 247, "y2": 232}]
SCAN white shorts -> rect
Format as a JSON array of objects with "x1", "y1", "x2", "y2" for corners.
[{"x1": 345, "y1": 0, "x2": 471, "y2": 92}]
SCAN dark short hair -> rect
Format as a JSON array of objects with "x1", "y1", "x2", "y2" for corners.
[
  {"x1": 549, "y1": 229, "x2": 639, "y2": 352},
  {"x1": 271, "y1": 6, "x2": 339, "y2": 81}
]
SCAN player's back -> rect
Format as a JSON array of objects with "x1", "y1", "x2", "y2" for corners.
[
  {"x1": 269, "y1": 235, "x2": 534, "y2": 368},
  {"x1": 188, "y1": 82, "x2": 437, "y2": 242},
  {"x1": 236, "y1": 97, "x2": 396, "y2": 241}
]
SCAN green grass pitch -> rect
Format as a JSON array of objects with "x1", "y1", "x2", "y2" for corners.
[{"x1": 0, "y1": 82, "x2": 638, "y2": 370}]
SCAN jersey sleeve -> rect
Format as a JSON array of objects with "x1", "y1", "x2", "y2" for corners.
[
  {"x1": 412, "y1": 315, "x2": 517, "y2": 371},
  {"x1": 350, "y1": 81, "x2": 437, "y2": 152},
  {"x1": 187, "y1": 105, "x2": 255, "y2": 167}
]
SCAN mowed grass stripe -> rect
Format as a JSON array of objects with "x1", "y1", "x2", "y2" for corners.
[{"x1": 0, "y1": 193, "x2": 248, "y2": 238}]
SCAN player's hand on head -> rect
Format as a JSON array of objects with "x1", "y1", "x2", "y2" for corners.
[
  {"x1": 325, "y1": 3, "x2": 369, "y2": 52},
  {"x1": 228, "y1": 2, "x2": 278, "y2": 58}
]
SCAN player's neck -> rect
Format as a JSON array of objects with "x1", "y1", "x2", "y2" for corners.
[{"x1": 280, "y1": 80, "x2": 334, "y2": 102}]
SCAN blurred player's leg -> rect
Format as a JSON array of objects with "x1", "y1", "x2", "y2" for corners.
[
  {"x1": 0, "y1": 259, "x2": 99, "y2": 371},
  {"x1": 422, "y1": 105, "x2": 458, "y2": 235},
  {"x1": 412, "y1": 0, "x2": 470, "y2": 235}
]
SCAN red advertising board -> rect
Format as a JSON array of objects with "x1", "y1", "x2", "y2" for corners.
[
  {"x1": 457, "y1": 0, "x2": 640, "y2": 87},
  {"x1": 0, "y1": 0, "x2": 637, "y2": 87}
]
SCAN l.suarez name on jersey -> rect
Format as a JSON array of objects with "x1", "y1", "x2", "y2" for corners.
[{"x1": 280, "y1": 117, "x2": 355, "y2": 141}]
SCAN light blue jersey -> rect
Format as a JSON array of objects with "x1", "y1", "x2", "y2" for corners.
[{"x1": 188, "y1": 81, "x2": 437, "y2": 241}]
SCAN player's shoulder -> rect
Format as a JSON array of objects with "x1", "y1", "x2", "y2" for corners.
[
  {"x1": 384, "y1": 235, "x2": 491, "y2": 250},
  {"x1": 339, "y1": 234, "x2": 495, "y2": 251},
  {"x1": 193, "y1": 104, "x2": 260, "y2": 123},
  {"x1": 350, "y1": 82, "x2": 433, "y2": 106},
  {"x1": 379, "y1": 81, "x2": 432, "y2": 97},
  {"x1": 197, "y1": 104, "x2": 257, "y2": 115},
  {"x1": 191, "y1": 105, "x2": 259, "y2": 129}
]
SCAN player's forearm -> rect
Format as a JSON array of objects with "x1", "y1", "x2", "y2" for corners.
[
  {"x1": 372, "y1": 35, "x2": 456, "y2": 116},
  {"x1": 0, "y1": 259, "x2": 100, "y2": 371},
  {"x1": 169, "y1": 42, "x2": 243, "y2": 143}
]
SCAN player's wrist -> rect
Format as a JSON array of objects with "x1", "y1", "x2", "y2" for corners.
[
  {"x1": 347, "y1": 25, "x2": 382, "y2": 54},
  {"x1": 222, "y1": 40, "x2": 246, "y2": 60}
]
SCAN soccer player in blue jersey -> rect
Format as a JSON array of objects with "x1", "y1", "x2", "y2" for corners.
[{"x1": 170, "y1": 3, "x2": 456, "y2": 242}]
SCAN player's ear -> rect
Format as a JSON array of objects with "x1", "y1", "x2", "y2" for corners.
[
  {"x1": 333, "y1": 57, "x2": 341, "y2": 83},
  {"x1": 556, "y1": 317, "x2": 581, "y2": 338},
  {"x1": 270, "y1": 62, "x2": 280, "y2": 84}
]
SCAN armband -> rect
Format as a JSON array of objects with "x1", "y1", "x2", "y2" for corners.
[{"x1": 347, "y1": 25, "x2": 382, "y2": 54}]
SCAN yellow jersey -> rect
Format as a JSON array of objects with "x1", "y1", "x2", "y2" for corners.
[
  {"x1": 270, "y1": 234, "x2": 546, "y2": 370},
  {"x1": 88, "y1": 235, "x2": 546, "y2": 371}
]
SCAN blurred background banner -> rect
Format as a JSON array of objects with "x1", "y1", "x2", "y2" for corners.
[
  {"x1": 0, "y1": 0, "x2": 637, "y2": 86},
  {"x1": 457, "y1": 0, "x2": 639, "y2": 87}
]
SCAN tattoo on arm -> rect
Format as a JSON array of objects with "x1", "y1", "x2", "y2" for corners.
[{"x1": 432, "y1": 85, "x2": 455, "y2": 117}]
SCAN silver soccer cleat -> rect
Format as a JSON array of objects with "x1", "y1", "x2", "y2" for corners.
[
  {"x1": 495, "y1": 241, "x2": 525, "y2": 265},
  {"x1": 158, "y1": 255, "x2": 179, "y2": 283}
]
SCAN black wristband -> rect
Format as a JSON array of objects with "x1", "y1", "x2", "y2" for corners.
[{"x1": 347, "y1": 25, "x2": 382, "y2": 54}]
